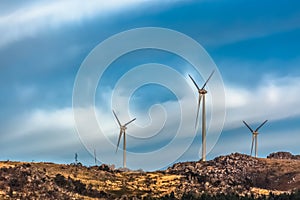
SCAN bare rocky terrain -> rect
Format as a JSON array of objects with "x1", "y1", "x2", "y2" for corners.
[{"x1": 0, "y1": 152, "x2": 299, "y2": 199}]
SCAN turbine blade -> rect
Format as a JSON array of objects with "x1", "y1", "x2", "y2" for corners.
[
  {"x1": 255, "y1": 120, "x2": 268, "y2": 132},
  {"x1": 124, "y1": 118, "x2": 136, "y2": 126},
  {"x1": 112, "y1": 110, "x2": 121, "y2": 127},
  {"x1": 116, "y1": 130, "x2": 122, "y2": 153},
  {"x1": 201, "y1": 70, "x2": 215, "y2": 90},
  {"x1": 195, "y1": 94, "x2": 202, "y2": 128},
  {"x1": 250, "y1": 135, "x2": 254, "y2": 156},
  {"x1": 189, "y1": 74, "x2": 200, "y2": 90},
  {"x1": 243, "y1": 120, "x2": 254, "y2": 133}
]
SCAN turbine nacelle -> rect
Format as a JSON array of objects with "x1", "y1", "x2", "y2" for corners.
[{"x1": 198, "y1": 89, "x2": 207, "y2": 94}]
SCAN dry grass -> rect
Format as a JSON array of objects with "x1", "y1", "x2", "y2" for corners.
[
  {"x1": 250, "y1": 187, "x2": 288, "y2": 196},
  {"x1": 258, "y1": 158, "x2": 300, "y2": 191},
  {"x1": 0, "y1": 161, "x2": 183, "y2": 198}
]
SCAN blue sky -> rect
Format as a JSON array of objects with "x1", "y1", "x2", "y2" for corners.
[{"x1": 0, "y1": 0, "x2": 300, "y2": 170}]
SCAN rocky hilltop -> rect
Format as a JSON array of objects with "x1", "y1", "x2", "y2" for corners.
[
  {"x1": 166, "y1": 153, "x2": 300, "y2": 196},
  {"x1": 0, "y1": 152, "x2": 299, "y2": 199},
  {"x1": 267, "y1": 152, "x2": 300, "y2": 160}
]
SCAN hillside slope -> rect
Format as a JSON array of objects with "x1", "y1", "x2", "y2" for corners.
[{"x1": 0, "y1": 152, "x2": 299, "y2": 199}]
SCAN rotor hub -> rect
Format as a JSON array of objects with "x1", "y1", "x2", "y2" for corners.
[{"x1": 199, "y1": 89, "x2": 207, "y2": 94}]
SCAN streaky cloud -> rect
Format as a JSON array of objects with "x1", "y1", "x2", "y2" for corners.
[{"x1": 0, "y1": 0, "x2": 158, "y2": 48}]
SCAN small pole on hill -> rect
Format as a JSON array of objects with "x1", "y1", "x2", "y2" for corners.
[
  {"x1": 75, "y1": 153, "x2": 78, "y2": 165},
  {"x1": 94, "y1": 149, "x2": 97, "y2": 166}
]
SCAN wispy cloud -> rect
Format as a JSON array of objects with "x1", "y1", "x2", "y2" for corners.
[
  {"x1": 224, "y1": 75, "x2": 300, "y2": 129},
  {"x1": 0, "y1": 0, "x2": 152, "y2": 47},
  {"x1": 3, "y1": 108, "x2": 75, "y2": 142}
]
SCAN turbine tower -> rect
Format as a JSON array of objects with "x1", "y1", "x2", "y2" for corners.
[
  {"x1": 189, "y1": 70, "x2": 215, "y2": 161},
  {"x1": 113, "y1": 110, "x2": 136, "y2": 168},
  {"x1": 243, "y1": 120, "x2": 268, "y2": 158}
]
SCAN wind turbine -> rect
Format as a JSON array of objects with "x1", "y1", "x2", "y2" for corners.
[
  {"x1": 243, "y1": 120, "x2": 268, "y2": 158},
  {"x1": 189, "y1": 70, "x2": 215, "y2": 161},
  {"x1": 113, "y1": 110, "x2": 136, "y2": 168}
]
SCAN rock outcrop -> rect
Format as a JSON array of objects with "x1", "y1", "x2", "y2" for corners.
[
  {"x1": 267, "y1": 152, "x2": 300, "y2": 160},
  {"x1": 166, "y1": 153, "x2": 266, "y2": 196}
]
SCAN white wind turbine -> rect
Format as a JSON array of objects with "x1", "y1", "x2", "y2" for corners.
[
  {"x1": 243, "y1": 120, "x2": 268, "y2": 158},
  {"x1": 113, "y1": 110, "x2": 136, "y2": 168},
  {"x1": 189, "y1": 70, "x2": 215, "y2": 161}
]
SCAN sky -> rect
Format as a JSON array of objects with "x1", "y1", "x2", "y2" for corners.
[{"x1": 0, "y1": 0, "x2": 300, "y2": 171}]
